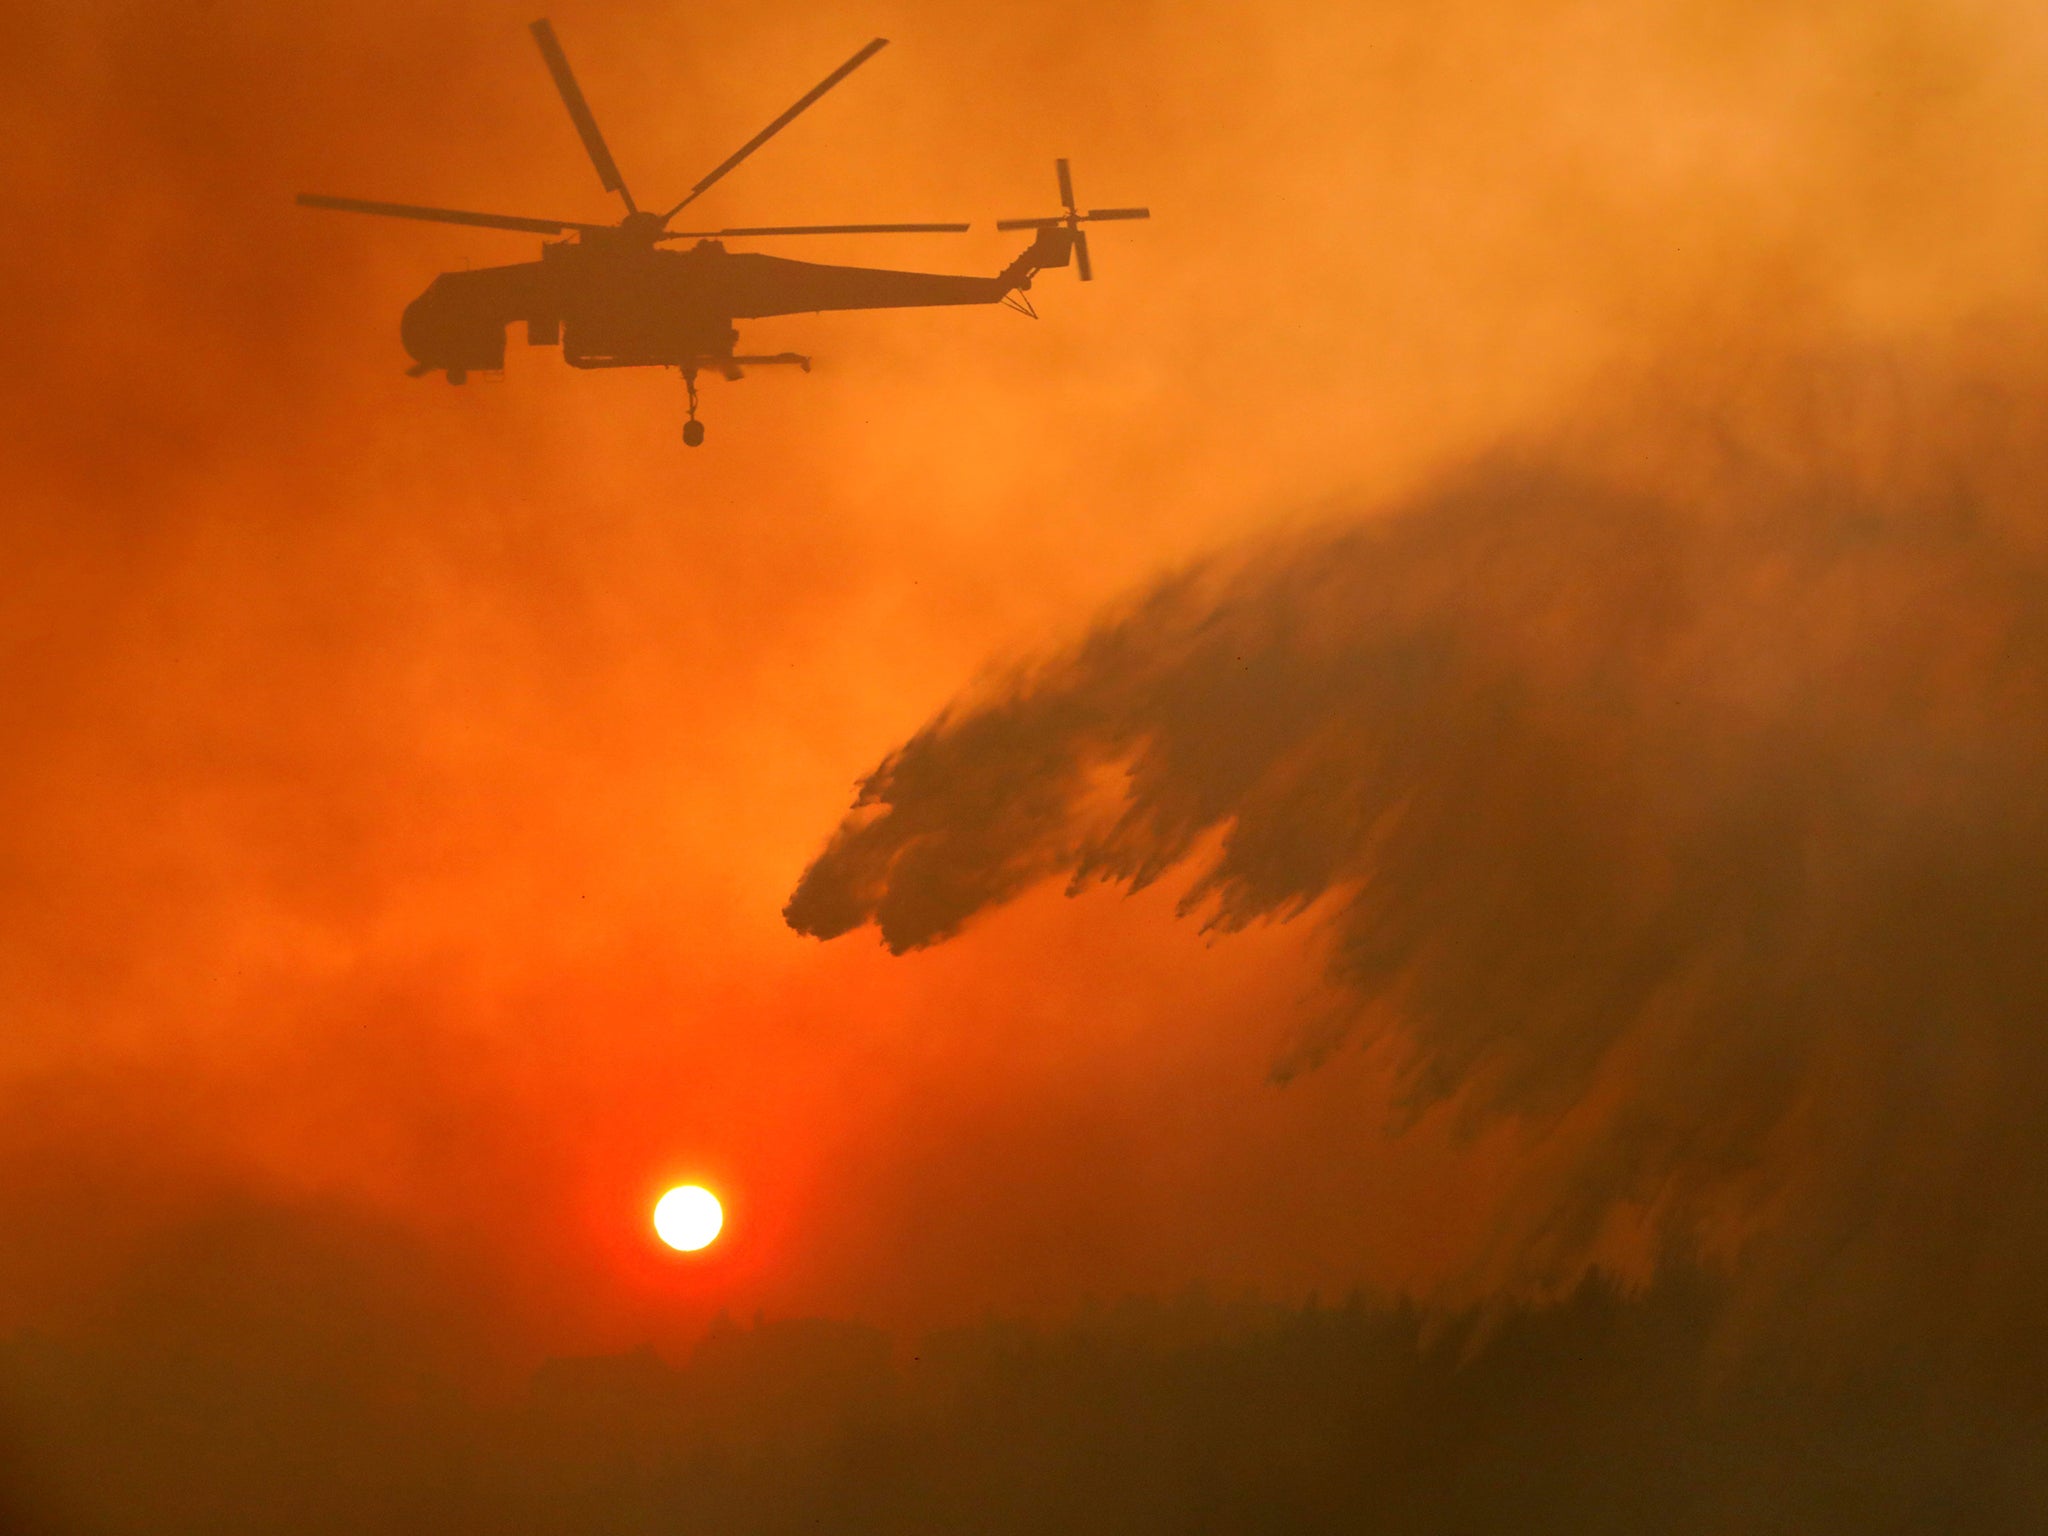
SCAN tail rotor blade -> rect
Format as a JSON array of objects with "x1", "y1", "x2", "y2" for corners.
[
  {"x1": 997, "y1": 162, "x2": 1146, "y2": 279},
  {"x1": 530, "y1": 19, "x2": 636, "y2": 214}
]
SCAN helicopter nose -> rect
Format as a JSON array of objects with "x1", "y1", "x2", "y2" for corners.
[
  {"x1": 400, "y1": 279, "x2": 506, "y2": 375},
  {"x1": 399, "y1": 286, "x2": 449, "y2": 368}
]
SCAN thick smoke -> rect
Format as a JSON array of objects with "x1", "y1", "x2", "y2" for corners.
[{"x1": 789, "y1": 335, "x2": 2048, "y2": 1368}]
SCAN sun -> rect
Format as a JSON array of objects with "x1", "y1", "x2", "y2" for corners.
[{"x1": 653, "y1": 1185, "x2": 723, "y2": 1252}]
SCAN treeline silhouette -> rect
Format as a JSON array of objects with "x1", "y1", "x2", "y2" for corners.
[{"x1": 3, "y1": 1263, "x2": 2038, "y2": 1534}]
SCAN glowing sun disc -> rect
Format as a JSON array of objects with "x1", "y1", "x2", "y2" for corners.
[{"x1": 653, "y1": 1185, "x2": 723, "y2": 1251}]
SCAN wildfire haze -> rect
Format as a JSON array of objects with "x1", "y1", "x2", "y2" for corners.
[{"x1": 4, "y1": 0, "x2": 2047, "y2": 1530}]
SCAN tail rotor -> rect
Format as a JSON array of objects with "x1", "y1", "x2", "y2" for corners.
[{"x1": 997, "y1": 158, "x2": 1149, "y2": 281}]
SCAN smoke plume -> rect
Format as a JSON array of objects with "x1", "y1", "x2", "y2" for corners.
[{"x1": 789, "y1": 332, "x2": 2048, "y2": 1373}]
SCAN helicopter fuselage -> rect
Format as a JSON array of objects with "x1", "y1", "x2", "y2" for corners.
[{"x1": 399, "y1": 234, "x2": 1049, "y2": 379}]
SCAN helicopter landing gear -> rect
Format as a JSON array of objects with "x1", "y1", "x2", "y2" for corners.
[{"x1": 681, "y1": 369, "x2": 706, "y2": 447}]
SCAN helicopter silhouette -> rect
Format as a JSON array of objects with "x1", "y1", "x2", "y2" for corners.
[{"x1": 298, "y1": 19, "x2": 1150, "y2": 445}]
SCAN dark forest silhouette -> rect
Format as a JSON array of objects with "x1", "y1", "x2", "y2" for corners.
[{"x1": 2, "y1": 1249, "x2": 2037, "y2": 1535}]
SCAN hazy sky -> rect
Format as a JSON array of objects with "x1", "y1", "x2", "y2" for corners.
[{"x1": 7, "y1": 0, "x2": 2048, "y2": 1384}]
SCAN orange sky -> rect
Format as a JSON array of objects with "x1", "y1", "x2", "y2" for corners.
[{"x1": 7, "y1": 0, "x2": 2048, "y2": 1366}]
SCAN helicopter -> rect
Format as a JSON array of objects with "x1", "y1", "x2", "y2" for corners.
[{"x1": 298, "y1": 19, "x2": 1150, "y2": 445}]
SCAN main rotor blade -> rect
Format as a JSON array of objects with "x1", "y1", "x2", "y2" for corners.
[
  {"x1": 1074, "y1": 226, "x2": 1093, "y2": 282},
  {"x1": 1055, "y1": 158, "x2": 1076, "y2": 215},
  {"x1": 296, "y1": 193, "x2": 604, "y2": 236},
  {"x1": 663, "y1": 38, "x2": 889, "y2": 221},
  {"x1": 995, "y1": 209, "x2": 1151, "y2": 230},
  {"x1": 661, "y1": 221, "x2": 970, "y2": 238},
  {"x1": 529, "y1": 18, "x2": 636, "y2": 214}
]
